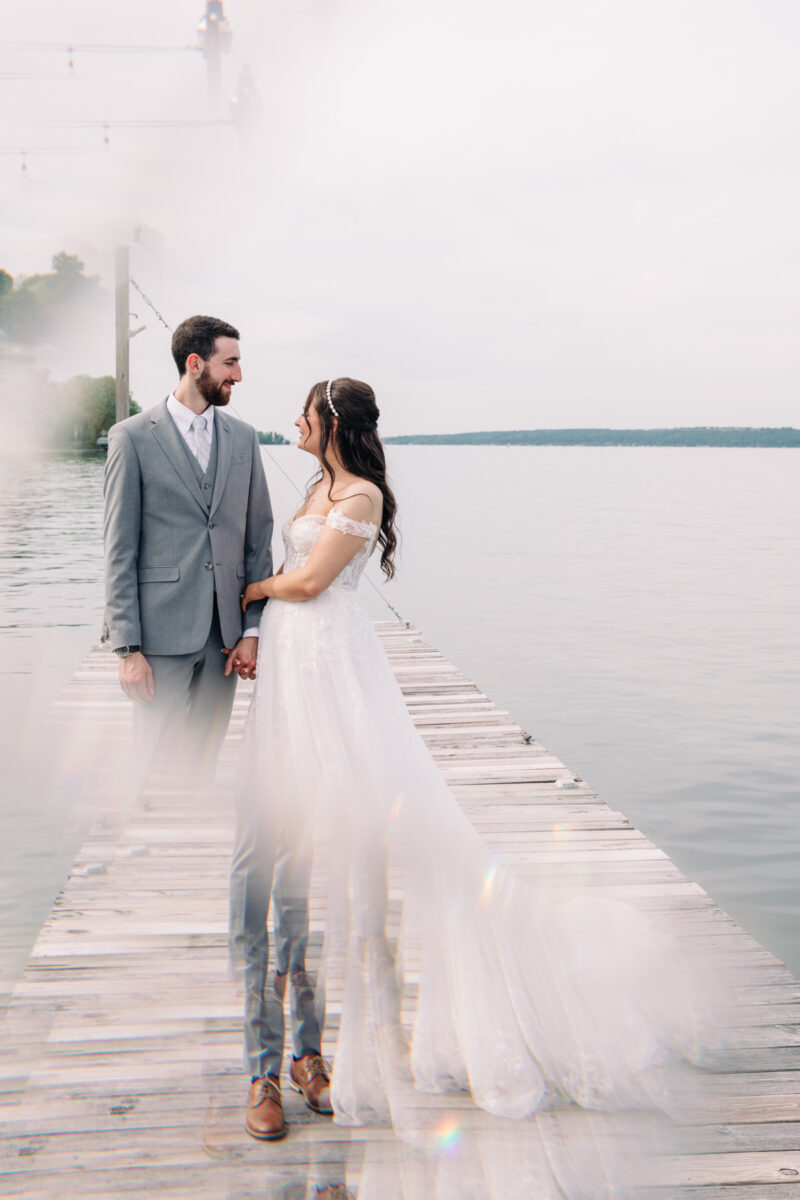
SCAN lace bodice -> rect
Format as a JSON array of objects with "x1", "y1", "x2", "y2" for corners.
[{"x1": 282, "y1": 507, "x2": 379, "y2": 591}]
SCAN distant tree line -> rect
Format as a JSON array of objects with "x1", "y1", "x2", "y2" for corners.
[
  {"x1": 385, "y1": 427, "x2": 800, "y2": 447},
  {"x1": 257, "y1": 430, "x2": 289, "y2": 444}
]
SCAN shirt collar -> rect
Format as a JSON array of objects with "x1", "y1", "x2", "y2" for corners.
[{"x1": 167, "y1": 391, "x2": 216, "y2": 435}]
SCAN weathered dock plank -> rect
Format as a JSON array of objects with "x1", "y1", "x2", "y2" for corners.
[{"x1": 1, "y1": 623, "x2": 798, "y2": 1198}]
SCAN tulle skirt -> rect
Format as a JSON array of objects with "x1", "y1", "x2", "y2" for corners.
[{"x1": 249, "y1": 586, "x2": 719, "y2": 1131}]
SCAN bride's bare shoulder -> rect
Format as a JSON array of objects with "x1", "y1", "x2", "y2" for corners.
[{"x1": 331, "y1": 478, "x2": 382, "y2": 523}]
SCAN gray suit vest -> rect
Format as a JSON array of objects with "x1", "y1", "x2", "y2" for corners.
[{"x1": 175, "y1": 421, "x2": 219, "y2": 506}]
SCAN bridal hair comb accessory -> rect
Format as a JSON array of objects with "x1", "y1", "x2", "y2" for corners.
[{"x1": 326, "y1": 380, "x2": 339, "y2": 419}]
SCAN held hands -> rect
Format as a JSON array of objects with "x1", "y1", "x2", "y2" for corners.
[
  {"x1": 118, "y1": 651, "x2": 154, "y2": 703},
  {"x1": 223, "y1": 636, "x2": 258, "y2": 680}
]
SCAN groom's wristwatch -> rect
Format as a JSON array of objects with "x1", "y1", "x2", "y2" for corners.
[{"x1": 114, "y1": 644, "x2": 141, "y2": 658}]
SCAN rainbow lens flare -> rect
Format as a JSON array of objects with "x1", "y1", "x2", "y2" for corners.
[
  {"x1": 431, "y1": 1116, "x2": 461, "y2": 1152},
  {"x1": 480, "y1": 860, "x2": 498, "y2": 906}
]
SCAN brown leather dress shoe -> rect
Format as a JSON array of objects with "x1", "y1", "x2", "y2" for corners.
[
  {"x1": 290, "y1": 1053, "x2": 334, "y2": 1115},
  {"x1": 245, "y1": 1074, "x2": 287, "y2": 1140}
]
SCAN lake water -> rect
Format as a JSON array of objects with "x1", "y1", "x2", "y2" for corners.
[{"x1": 1, "y1": 444, "x2": 798, "y2": 1007}]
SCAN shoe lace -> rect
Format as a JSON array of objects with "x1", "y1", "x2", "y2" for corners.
[
  {"x1": 256, "y1": 1075, "x2": 280, "y2": 1103},
  {"x1": 306, "y1": 1054, "x2": 331, "y2": 1081}
]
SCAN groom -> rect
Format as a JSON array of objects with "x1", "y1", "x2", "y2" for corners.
[
  {"x1": 103, "y1": 313, "x2": 273, "y2": 783},
  {"x1": 105, "y1": 314, "x2": 331, "y2": 1139}
]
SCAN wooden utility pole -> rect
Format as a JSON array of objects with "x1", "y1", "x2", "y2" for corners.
[
  {"x1": 115, "y1": 244, "x2": 129, "y2": 424},
  {"x1": 197, "y1": 1, "x2": 232, "y2": 111},
  {"x1": 205, "y1": 11, "x2": 221, "y2": 106}
]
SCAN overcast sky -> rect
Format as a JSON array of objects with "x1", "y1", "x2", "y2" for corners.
[{"x1": 2, "y1": 0, "x2": 799, "y2": 436}]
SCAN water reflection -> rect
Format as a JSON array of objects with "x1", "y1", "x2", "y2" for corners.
[
  {"x1": 0, "y1": 451, "x2": 105, "y2": 640},
  {"x1": 0, "y1": 451, "x2": 106, "y2": 1005}
]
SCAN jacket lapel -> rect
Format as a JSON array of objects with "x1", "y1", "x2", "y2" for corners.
[
  {"x1": 210, "y1": 410, "x2": 233, "y2": 518},
  {"x1": 149, "y1": 400, "x2": 208, "y2": 516}
]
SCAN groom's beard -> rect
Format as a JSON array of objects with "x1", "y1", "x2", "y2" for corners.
[{"x1": 197, "y1": 367, "x2": 232, "y2": 407}]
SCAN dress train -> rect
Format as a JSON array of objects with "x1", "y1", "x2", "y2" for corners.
[{"x1": 247, "y1": 509, "x2": 720, "y2": 1133}]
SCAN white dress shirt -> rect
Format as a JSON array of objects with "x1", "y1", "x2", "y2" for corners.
[
  {"x1": 167, "y1": 391, "x2": 215, "y2": 461},
  {"x1": 166, "y1": 392, "x2": 260, "y2": 641}
]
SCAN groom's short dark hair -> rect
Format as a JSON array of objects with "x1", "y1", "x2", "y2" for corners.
[{"x1": 172, "y1": 315, "x2": 240, "y2": 375}]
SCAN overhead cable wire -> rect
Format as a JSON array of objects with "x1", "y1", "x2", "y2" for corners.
[{"x1": 129, "y1": 278, "x2": 171, "y2": 332}]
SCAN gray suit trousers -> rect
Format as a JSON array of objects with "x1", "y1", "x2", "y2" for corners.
[
  {"x1": 229, "y1": 719, "x2": 324, "y2": 1079},
  {"x1": 133, "y1": 604, "x2": 236, "y2": 788}
]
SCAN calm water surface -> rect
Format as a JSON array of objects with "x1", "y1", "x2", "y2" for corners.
[{"x1": 1, "y1": 445, "x2": 798, "y2": 1003}]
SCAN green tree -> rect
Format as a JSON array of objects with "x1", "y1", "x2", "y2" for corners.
[
  {"x1": 46, "y1": 375, "x2": 141, "y2": 449},
  {"x1": 0, "y1": 253, "x2": 101, "y2": 345},
  {"x1": 51, "y1": 252, "x2": 85, "y2": 278}
]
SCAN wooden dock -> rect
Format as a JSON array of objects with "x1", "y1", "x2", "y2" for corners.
[{"x1": 1, "y1": 622, "x2": 800, "y2": 1198}]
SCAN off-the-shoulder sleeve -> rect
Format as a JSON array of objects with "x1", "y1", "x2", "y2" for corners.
[{"x1": 326, "y1": 507, "x2": 379, "y2": 540}]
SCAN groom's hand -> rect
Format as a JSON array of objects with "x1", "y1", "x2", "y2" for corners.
[
  {"x1": 223, "y1": 636, "x2": 258, "y2": 680},
  {"x1": 118, "y1": 651, "x2": 155, "y2": 703}
]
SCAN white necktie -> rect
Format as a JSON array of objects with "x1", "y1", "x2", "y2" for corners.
[{"x1": 191, "y1": 415, "x2": 210, "y2": 472}]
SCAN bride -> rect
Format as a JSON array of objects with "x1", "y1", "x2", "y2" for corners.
[{"x1": 230, "y1": 376, "x2": 716, "y2": 1145}]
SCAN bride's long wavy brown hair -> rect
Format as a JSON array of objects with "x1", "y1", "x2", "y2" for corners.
[{"x1": 303, "y1": 377, "x2": 398, "y2": 580}]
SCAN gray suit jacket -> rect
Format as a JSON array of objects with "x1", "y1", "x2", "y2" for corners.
[{"x1": 103, "y1": 399, "x2": 273, "y2": 656}]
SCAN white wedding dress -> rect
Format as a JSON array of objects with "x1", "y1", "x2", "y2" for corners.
[{"x1": 250, "y1": 508, "x2": 717, "y2": 1132}]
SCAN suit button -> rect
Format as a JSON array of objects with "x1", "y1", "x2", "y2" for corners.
[
  {"x1": 209, "y1": 522, "x2": 215, "y2": 529},
  {"x1": 204, "y1": 562, "x2": 213, "y2": 570},
  {"x1": 203, "y1": 482, "x2": 211, "y2": 490}
]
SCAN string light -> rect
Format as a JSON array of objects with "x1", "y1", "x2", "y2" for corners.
[
  {"x1": 0, "y1": 41, "x2": 200, "y2": 54},
  {"x1": 31, "y1": 119, "x2": 231, "y2": 129},
  {"x1": 0, "y1": 72, "x2": 66, "y2": 80},
  {"x1": 0, "y1": 146, "x2": 99, "y2": 155}
]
